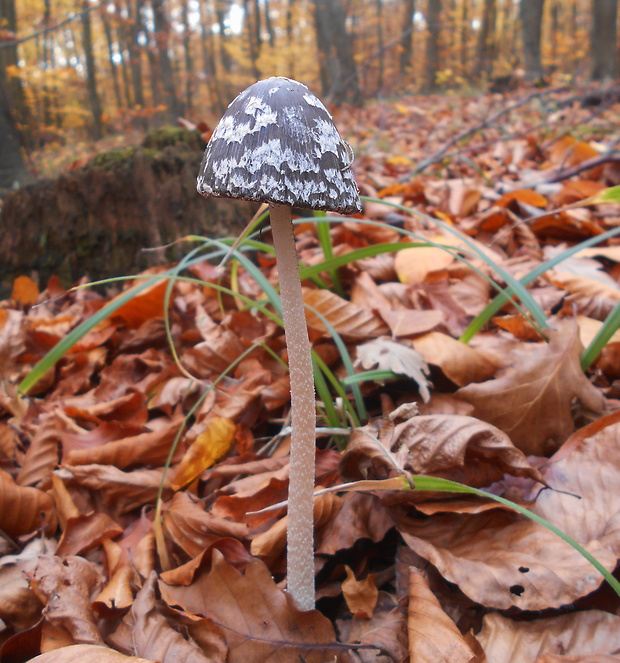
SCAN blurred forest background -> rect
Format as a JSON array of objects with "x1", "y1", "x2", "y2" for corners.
[{"x1": 1, "y1": 0, "x2": 619, "y2": 190}]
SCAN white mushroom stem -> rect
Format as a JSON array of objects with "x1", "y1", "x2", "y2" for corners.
[{"x1": 270, "y1": 202, "x2": 316, "y2": 611}]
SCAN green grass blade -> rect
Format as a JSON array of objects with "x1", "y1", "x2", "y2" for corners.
[
  {"x1": 315, "y1": 213, "x2": 344, "y2": 297},
  {"x1": 341, "y1": 369, "x2": 400, "y2": 385},
  {"x1": 581, "y1": 302, "x2": 620, "y2": 371}
]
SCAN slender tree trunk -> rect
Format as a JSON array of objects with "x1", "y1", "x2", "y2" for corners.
[
  {"x1": 400, "y1": 0, "x2": 416, "y2": 74},
  {"x1": 127, "y1": 0, "x2": 145, "y2": 111},
  {"x1": 519, "y1": 0, "x2": 546, "y2": 79},
  {"x1": 151, "y1": 0, "x2": 180, "y2": 121},
  {"x1": 117, "y1": 16, "x2": 134, "y2": 106},
  {"x1": 474, "y1": 0, "x2": 496, "y2": 80},
  {"x1": 253, "y1": 0, "x2": 262, "y2": 52},
  {"x1": 375, "y1": 0, "x2": 384, "y2": 92},
  {"x1": 0, "y1": 0, "x2": 30, "y2": 134},
  {"x1": 41, "y1": 0, "x2": 52, "y2": 127},
  {"x1": 424, "y1": 0, "x2": 442, "y2": 91},
  {"x1": 82, "y1": 1, "x2": 104, "y2": 139},
  {"x1": 180, "y1": 0, "x2": 193, "y2": 114},
  {"x1": 244, "y1": 0, "x2": 260, "y2": 78},
  {"x1": 214, "y1": 1, "x2": 232, "y2": 73},
  {"x1": 0, "y1": 73, "x2": 30, "y2": 189},
  {"x1": 460, "y1": 0, "x2": 469, "y2": 78},
  {"x1": 264, "y1": 0, "x2": 275, "y2": 47},
  {"x1": 101, "y1": 11, "x2": 123, "y2": 110},
  {"x1": 590, "y1": 0, "x2": 618, "y2": 80},
  {"x1": 311, "y1": 0, "x2": 361, "y2": 105},
  {"x1": 198, "y1": 0, "x2": 223, "y2": 113}
]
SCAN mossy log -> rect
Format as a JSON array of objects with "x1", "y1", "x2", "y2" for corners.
[{"x1": 0, "y1": 129, "x2": 256, "y2": 293}]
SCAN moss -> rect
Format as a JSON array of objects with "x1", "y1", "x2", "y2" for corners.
[
  {"x1": 141, "y1": 127, "x2": 204, "y2": 151},
  {"x1": 92, "y1": 147, "x2": 140, "y2": 171}
]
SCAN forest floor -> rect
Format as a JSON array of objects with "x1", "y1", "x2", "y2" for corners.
[{"x1": 1, "y1": 84, "x2": 620, "y2": 663}]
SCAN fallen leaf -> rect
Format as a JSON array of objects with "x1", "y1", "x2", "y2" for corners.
[
  {"x1": 342, "y1": 566, "x2": 379, "y2": 619},
  {"x1": 30, "y1": 555, "x2": 105, "y2": 646},
  {"x1": 395, "y1": 244, "x2": 455, "y2": 284},
  {"x1": 456, "y1": 319, "x2": 605, "y2": 455},
  {"x1": 0, "y1": 468, "x2": 56, "y2": 536},
  {"x1": 159, "y1": 554, "x2": 348, "y2": 663},
  {"x1": 356, "y1": 338, "x2": 431, "y2": 401},
  {"x1": 407, "y1": 568, "x2": 476, "y2": 663},
  {"x1": 477, "y1": 610, "x2": 620, "y2": 663},
  {"x1": 413, "y1": 332, "x2": 500, "y2": 386},
  {"x1": 303, "y1": 288, "x2": 389, "y2": 339},
  {"x1": 28, "y1": 645, "x2": 155, "y2": 662},
  {"x1": 396, "y1": 411, "x2": 620, "y2": 611},
  {"x1": 172, "y1": 417, "x2": 236, "y2": 490},
  {"x1": 12, "y1": 275, "x2": 39, "y2": 307}
]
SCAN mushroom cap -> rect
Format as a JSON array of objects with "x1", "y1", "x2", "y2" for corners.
[{"x1": 197, "y1": 77, "x2": 362, "y2": 215}]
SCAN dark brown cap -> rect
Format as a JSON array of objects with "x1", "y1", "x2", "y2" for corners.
[{"x1": 197, "y1": 77, "x2": 362, "y2": 215}]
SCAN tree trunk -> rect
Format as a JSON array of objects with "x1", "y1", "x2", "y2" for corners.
[
  {"x1": 311, "y1": 0, "x2": 361, "y2": 105},
  {"x1": 424, "y1": 0, "x2": 442, "y2": 91},
  {"x1": 375, "y1": 0, "x2": 384, "y2": 92},
  {"x1": 101, "y1": 11, "x2": 123, "y2": 110},
  {"x1": 0, "y1": 0, "x2": 30, "y2": 133},
  {"x1": 264, "y1": 0, "x2": 275, "y2": 47},
  {"x1": 400, "y1": 0, "x2": 416, "y2": 74},
  {"x1": 82, "y1": 1, "x2": 104, "y2": 139},
  {"x1": 460, "y1": 0, "x2": 469, "y2": 78},
  {"x1": 590, "y1": 0, "x2": 619, "y2": 80},
  {"x1": 151, "y1": 0, "x2": 180, "y2": 121},
  {"x1": 0, "y1": 72, "x2": 30, "y2": 190},
  {"x1": 243, "y1": 0, "x2": 260, "y2": 78},
  {"x1": 180, "y1": 0, "x2": 193, "y2": 114},
  {"x1": 519, "y1": 0, "x2": 546, "y2": 80},
  {"x1": 474, "y1": 0, "x2": 496, "y2": 80},
  {"x1": 127, "y1": 0, "x2": 145, "y2": 112}
]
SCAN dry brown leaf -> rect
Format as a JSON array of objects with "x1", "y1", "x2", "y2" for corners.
[
  {"x1": 379, "y1": 308, "x2": 444, "y2": 337},
  {"x1": 396, "y1": 411, "x2": 620, "y2": 611},
  {"x1": 394, "y1": 244, "x2": 455, "y2": 284},
  {"x1": 172, "y1": 416, "x2": 236, "y2": 490},
  {"x1": 56, "y1": 512, "x2": 123, "y2": 557},
  {"x1": 456, "y1": 319, "x2": 605, "y2": 455},
  {"x1": 342, "y1": 566, "x2": 379, "y2": 618},
  {"x1": 123, "y1": 572, "x2": 227, "y2": 663},
  {"x1": 29, "y1": 645, "x2": 155, "y2": 663},
  {"x1": 110, "y1": 279, "x2": 168, "y2": 329},
  {"x1": 496, "y1": 189, "x2": 547, "y2": 209},
  {"x1": 316, "y1": 493, "x2": 394, "y2": 555},
  {"x1": 549, "y1": 269, "x2": 620, "y2": 302},
  {"x1": 477, "y1": 611, "x2": 620, "y2": 663},
  {"x1": 11, "y1": 275, "x2": 39, "y2": 307},
  {"x1": 407, "y1": 569, "x2": 476, "y2": 663},
  {"x1": 56, "y1": 464, "x2": 172, "y2": 516},
  {"x1": 303, "y1": 288, "x2": 389, "y2": 339},
  {"x1": 0, "y1": 538, "x2": 53, "y2": 630},
  {"x1": 163, "y1": 492, "x2": 248, "y2": 559},
  {"x1": 65, "y1": 417, "x2": 186, "y2": 469},
  {"x1": 31, "y1": 555, "x2": 105, "y2": 646},
  {"x1": 336, "y1": 593, "x2": 408, "y2": 663},
  {"x1": 393, "y1": 414, "x2": 546, "y2": 487},
  {"x1": 159, "y1": 554, "x2": 348, "y2": 663},
  {"x1": 412, "y1": 332, "x2": 500, "y2": 386},
  {"x1": 0, "y1": 467, "x2": 56, "y2": 536}
]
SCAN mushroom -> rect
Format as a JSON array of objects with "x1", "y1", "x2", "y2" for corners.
[{"x1": 197, "y1": 76, "x2": 361, "y2": 610}]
